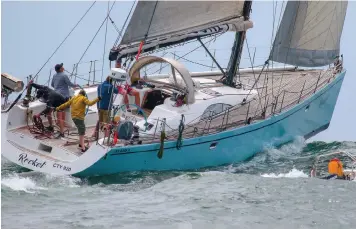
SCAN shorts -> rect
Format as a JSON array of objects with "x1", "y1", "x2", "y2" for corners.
[
  {"x1": 40, "y1": 106, "x2": 53, "y2": 116},
  {"x1": 98, "y1": 109, "x2": 109, "y2": 124},
  {"x1": 73, "y1": 118, "x2": 85, "y2": 135}
]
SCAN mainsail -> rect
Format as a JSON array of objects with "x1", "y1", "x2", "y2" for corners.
[
  {"x1": 109, "y1": 0, "x2": 253, "y2": 60},
  {"x1": 270, "y1": 1, "x2": 348, "y2": 67}
]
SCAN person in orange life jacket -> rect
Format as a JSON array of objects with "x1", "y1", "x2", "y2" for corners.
[
  {"x1": 115, "y1": 58, "x2": 141, "y2": 110},
  {"x1": 56, "y1": 89, "x2": 101, "y2": 152},
  {"x1": 328, "y1": 157, "x2": 345, "y2": 179}
]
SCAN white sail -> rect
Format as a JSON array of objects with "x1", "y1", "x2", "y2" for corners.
[{"x1": 270, "y1": 1, "x2": 348, "y2": 67}]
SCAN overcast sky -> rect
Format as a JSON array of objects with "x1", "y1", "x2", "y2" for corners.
[{"x1": 2, "y1": 1, "x2": 355, "y2": 142}]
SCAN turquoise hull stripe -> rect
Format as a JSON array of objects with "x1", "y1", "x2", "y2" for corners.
[{"x1": 76, "y1": 71, "x2": 346, "y2": 177}]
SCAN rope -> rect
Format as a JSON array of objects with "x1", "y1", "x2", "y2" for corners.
[
  {"x1": 275, "y1": 2, "x2": 301, "y2": 97},
  {"x1": 172, "y1": 53, "x2": 221, "y2": 69},
  {"x1": 27, "y1": 114, "x2": 56, "y2": 140},
  {"x1": 176, "y1": 114, "x2": 185, "y2": 150},
  {"x1": 101, "y1": 1, "x2": 110, "y2": 82},
  {"x1": 2, "y1": 2, "x2": 97, "y2": 114},
  {"x1": 113, "y1": 0, "x2": 136, "y2": 47},
  {"x1": 34, "y1": 1, "x2": 97, "y2": 80},
  {"x1": 73, "y1": 1, "x2": 116, "y2": 75},
  {"x1": 245, "y1": 36, "x2": 264, "y2": 112},
  {"x1": 64, "y1": 69, "x2": 102, "y2": 84},
  {"x1": 109, "y1": 16, "x2": 121, "y2": 34},
  {"x1": 136, "y1": 0, "x2": 159, "y2": 60},
  {"x1": 148, "y1": 34, "x2": 223, "y2": 75}
]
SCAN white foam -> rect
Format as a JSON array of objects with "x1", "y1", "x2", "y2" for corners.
[
  {"x1": 263, "y1": 136, "x2": 307, "y2": 160},
  {"x1": 1, "y1": 174, "x2": 47, "y2": 193},
  {"x1": 261, "y1": 168, "x2": 309, "y2": 178}
]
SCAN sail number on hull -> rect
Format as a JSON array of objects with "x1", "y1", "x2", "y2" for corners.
[
  {"x1": 17, "y1": 153, "x2": 71, "y2": 172},
  {"x1": 53, "y1": 163, "x2": 71, "y2": 172}
]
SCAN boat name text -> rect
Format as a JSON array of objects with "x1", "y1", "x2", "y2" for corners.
[
  {"x1": 114, "y1": 148, "x2": 130, "y2": 153},
  {"x1": 53, "y1": 163, "x2": 71, "y2": 171},
  {"x1": 18, "y1": 153, "x2": 46, "y2": 168}
]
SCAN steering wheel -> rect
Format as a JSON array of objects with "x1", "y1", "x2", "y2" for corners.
[{"x1": 113, "y1": 103, "x2": 149, "y2": 131}]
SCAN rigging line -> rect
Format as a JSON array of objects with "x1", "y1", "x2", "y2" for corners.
[
  {"x1": 243, "y1": 61, "x2": 268, "y2": 102},
  {"x1": 135, "y1": 0, "x2": 158, "y2": 60},
  {"x1": 64, "y1": 69, "x2": 102, "y2": 84},
  {"x1": 261, "y1": 67, "x2": 269, "y2": 111},
  {"x1": 113, "y1": 0, "x2": 136, "y2": 47},
  {"x1": 144, "y1": 0, "x2": 158, "y2": 41},
  {"x1": 274, "y1": 0, "x2": 285, "y2": 97},
  {"x1": 276, "y1": 1, "x2": 301, "y2": 98},
  {"x1": 270, "y1": 0, "x2": 278, "y2": 100},
  {"x1": 148, "y1": 34, "x2": 223, "y2": 75},
  {"x1": 101, "y1": 1, "x2": 110, "y2": 82},
  {"x1": 34, "y1": 1, "x2": 97, "y2": 80},
  {"x1": 172, "y1": 53, "x2": 222, "y2": 69},
  {"x1": 108, "y1": 16, "x2": 121, "y2": 34},
  {"x1": 1, "y1": 1, "x2": 97, "y2": 114},
  {"x1": 277, "y1": 1, "x2": 285, "y2": 31},
  {"x1": 245, "y1": 37, "x2": 264, "y2": 112},
  {"x1": 74, "y1": 1, "x2": 116, "y2": 73},
  {"x1": 65, "y1": 69, "x2": 103, "y2": 78}
]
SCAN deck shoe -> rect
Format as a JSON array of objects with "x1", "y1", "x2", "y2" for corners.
[
  {"x1": 45, "y1": 126, "x2": 54, "y2": 132},
  {"x1": 81, "y1": 146, "x2": 89, "y2": 153},
  {"x1": 55, "y1": 132, "x2": 65, "y2": 139}
]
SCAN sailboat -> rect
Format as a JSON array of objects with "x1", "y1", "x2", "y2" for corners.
[{"x1": 1, "y1": 1, "x2": 348, "y2": 177}]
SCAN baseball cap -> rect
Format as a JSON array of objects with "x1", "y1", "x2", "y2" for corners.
[{"x1": 55, "y1": 63, "x2": 63, "y2": 72}]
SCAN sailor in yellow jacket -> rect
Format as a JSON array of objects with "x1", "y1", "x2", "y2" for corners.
[{"x1": 56, "y1": 89, "x2": 101, "y2": 152}]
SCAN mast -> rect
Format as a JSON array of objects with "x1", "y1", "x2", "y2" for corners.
[{"x1": 224, "y1": 0, "x2": 252, "y2": 87}]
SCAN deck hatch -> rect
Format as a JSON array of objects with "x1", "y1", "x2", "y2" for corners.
[{"x1": 38, "y1": 143, "x2": 53, "y2": 153}]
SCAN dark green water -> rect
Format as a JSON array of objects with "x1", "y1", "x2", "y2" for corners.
[{"x1": 2, "y1": 139, "x2": 356, "y2": 229}]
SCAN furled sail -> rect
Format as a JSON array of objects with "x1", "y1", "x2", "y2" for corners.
[
  {"x1": 109, "y1": 0, "x2": 253, "y2": 61},
  {"x1": 270, "y1": 1, "x2": 348, "y2": 67}
]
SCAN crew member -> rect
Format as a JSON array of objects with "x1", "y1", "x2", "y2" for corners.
[
  {"x1": 51, "y1": 63, "x2": 78, "y2": 135},
  {"x1": 92, "y1": 76, "x2": 119, "y2": 139},
  {"x1": 116, "y1": 59, "x2": 141, "y2": 110},
  {"x1": 56, "y1": 89, "x2": 100, "y2": 152},
  {"x1": 328, "y1": 157, "x2": 345, "y2": 179},
  {"x1": 31, "y1": 82, "x2": 66, "y2": 136}
]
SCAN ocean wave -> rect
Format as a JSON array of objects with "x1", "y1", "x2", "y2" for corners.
[
  {"x1": 260, "y1": 168, "x2": 309, "y2": 178},
  {"x1": 1, "y1": 171, "x2": 82, "y2": 194},
  {"x1": 1, "y1": 173, "x2": 48, "y2": 193}
]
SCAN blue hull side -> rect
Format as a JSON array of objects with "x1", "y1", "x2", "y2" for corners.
[{"x1": 76, "y1": 72, "x2": 346, "y2": 177}]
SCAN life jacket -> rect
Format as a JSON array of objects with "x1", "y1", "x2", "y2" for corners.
[{"x1": 328, "y1": 158, "x2": 344, "y2": 177}]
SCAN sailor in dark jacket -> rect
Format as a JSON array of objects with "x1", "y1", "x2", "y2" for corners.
[{"x1": 31, "y1": 83, "x2": 66, "y2": 133}]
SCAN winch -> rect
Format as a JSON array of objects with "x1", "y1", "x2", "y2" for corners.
[{"x1": 1, "y1": 73, "x2": 24, "y2": 109}]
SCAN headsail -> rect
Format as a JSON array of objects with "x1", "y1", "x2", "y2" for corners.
[
  {"x1": 109, "y1": 0, "x2": 253, "y2": 61},
  {"x1": 270, "y1": 1, "x2": 348, "y2": 67}
]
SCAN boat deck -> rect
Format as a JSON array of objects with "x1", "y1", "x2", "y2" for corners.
[
  {"x1": 152, "y1": 67, "x2": 337, "y2": 142},
  {"x1": 7, "y1": 67, "x2": 339, "y2": 152},
  {"x1": 9, "y1": 125, "x2": 98, "y2": 155}
]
